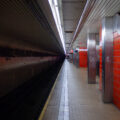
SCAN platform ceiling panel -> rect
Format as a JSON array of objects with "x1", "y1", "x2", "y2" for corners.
[
  {"x1": 62, "y1": 0, "x2": 86, "y2": 52},
  {"x1": 73, "y1": 0, "x2": 120, "y2": 48}
]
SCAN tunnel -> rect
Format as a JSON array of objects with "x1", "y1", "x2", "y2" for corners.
[{"x1": 0, "y1": 0, "x2": 120, "y2": 120}]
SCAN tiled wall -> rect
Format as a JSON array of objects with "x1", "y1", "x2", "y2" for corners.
[
  {"x1": 113, "y1": 31, "x2": 120, "y2": 109},
  {"x1": 79, "y1": 49, "x2": 87, "y2": 67}
]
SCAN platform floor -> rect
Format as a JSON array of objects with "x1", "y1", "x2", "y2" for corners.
[{"x1": 42, "y1": 60, "x2": 120, "y2": 120}]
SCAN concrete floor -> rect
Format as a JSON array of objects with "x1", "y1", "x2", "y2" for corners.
[{"x1": 42, "y1": 60, "x2": 120, "y2": 120}]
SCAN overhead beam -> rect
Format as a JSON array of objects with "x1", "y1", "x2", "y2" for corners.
[{"x1": 68, "y1": 0, "x2": 97, "y2": 52}]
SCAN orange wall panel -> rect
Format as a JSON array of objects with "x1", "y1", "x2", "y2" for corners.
[
  {"x1": 113, "y1": 31, "x2": 120, "y2": 109},
  {"x1": 79, "y1": 50, "x2": 87, "y2": 67}
]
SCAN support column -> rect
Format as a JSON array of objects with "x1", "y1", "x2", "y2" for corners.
[
  {"x1": 87, "y1": 33, "x2": 97, "y2": 84},
  {"x1": 113, "y1": 14, "x2": 120, "y2": 108},
  {"x1": 102, "y1": 17, "x2": 113, "y2": 103}
]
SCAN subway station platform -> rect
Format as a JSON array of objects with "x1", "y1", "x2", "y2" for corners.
[{"x1": 41, "y1": 60, "x2": 120, "y2": 120}]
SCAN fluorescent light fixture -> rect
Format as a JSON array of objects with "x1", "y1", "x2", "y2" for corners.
[
  {"x1": 54, "y1": 0, "x2": 58, "y2": 6},
  {"x1": 48, "y1": 0, "x2": 66, "y2": 53}
]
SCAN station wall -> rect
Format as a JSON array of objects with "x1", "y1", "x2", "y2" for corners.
[
  {"x1": 113, "y1": 31, "x2": 120, "y2": 109},
  {"x1": 79, "y1": 49, "x2": 87, "y2": 67}
]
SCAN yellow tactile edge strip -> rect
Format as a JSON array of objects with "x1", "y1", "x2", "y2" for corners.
[{"x1": 38, "y1": 62, "x2": 64, "y2": 120}]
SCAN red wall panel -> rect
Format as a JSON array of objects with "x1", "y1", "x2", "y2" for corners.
[
  {"x1": 79, "y1": 49, "x2": 87, "y2": 67},
  {"x1": 113, "y1": 31, "x2": 120, "y2": 109}
]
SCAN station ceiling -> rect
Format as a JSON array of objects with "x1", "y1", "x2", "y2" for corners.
[
  {"x1": 1, "y1": 0, "x2": 120, "y2": 55},
  {"x1": 62, "y1": 0, "x2": 120, "y2": 52},
  {"x1": 62, "y1": 0, "x2": 86, "y2": 52},
  {"x1": 73, "y1": 0, "x2": 120, "y2": 49}
]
